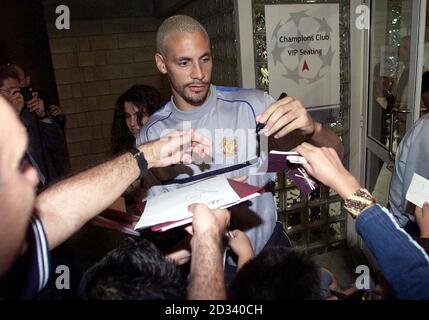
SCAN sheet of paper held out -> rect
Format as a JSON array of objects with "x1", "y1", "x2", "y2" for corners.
[
  {"x1": 134, "y1": 175, "x2": 259, "y2": 230},
  {"x1": 406, "y1": 173, "x2": 429, "y2": 208}
]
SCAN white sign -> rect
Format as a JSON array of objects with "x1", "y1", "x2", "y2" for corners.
[{"x1": 265, "y1": 4, "x2": 340, "y2": 108}]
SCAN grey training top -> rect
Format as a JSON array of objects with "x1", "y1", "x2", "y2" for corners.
[
  {"x1": 136, "y1": 85, "x2": 278, "y2": 254},
  {"x1": 389, "y1": 113, "x2": 429, "y2": 227}
]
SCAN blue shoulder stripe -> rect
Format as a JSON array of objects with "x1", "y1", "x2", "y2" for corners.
[
  {"x1": 145, "y1": 112, "x2": 173, "y2": 141},
  {"x1": 216, "y1": 86, "x2": 242, "y2": 92}
]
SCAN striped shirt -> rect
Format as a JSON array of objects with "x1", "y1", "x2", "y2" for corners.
[{"x1": 0, "y1": 215, "x2": 51, "y2": 299}]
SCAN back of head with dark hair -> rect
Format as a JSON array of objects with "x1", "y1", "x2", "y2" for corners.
[
  {"x1": 79, "y1": 238, "x2": 186, "y2": 300},
  {"x1": 229, "y1": 247, "x2": 321, "y2": 300},
  {"x1": 134, "y1": 85, "x2": 164, "y2": 115},
  {"x1": 111, "y1": 85, "x2": 163, "y2": 155},
  {"x1": 0, "y1": 65, "x2": 19, "y2": 88}
]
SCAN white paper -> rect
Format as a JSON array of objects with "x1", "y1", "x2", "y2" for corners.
[
  {"x1": 406, "y1": 173, "x2": 429, "y2": 208},
  {"x1": 156, "y1": 217, "x2": 193, "y2": 232},
  {"x1": 153, "y1": 190, "x2": 261, "y2": 232},
  {"x1": 269, "y1": 151, "x2": 299, "y2": 155},
  {"x1": 269, "y1": 151, "x2": 307, "y2": 164},
  {"x1": 134, "y1": 175, "x2": 241, "y2": 230}
]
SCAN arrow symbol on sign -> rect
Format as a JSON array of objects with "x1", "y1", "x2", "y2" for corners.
[{"x1": 302, "y1": 60, "x2": 310, "y2": 72}]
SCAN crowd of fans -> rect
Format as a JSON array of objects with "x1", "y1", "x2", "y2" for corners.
[{"x1": 0, "y1": 15, "x2": 428, "y2": 301}]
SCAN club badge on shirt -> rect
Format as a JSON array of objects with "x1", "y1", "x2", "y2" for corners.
[{"x1": 220, "y1": 137, "x2": 238, "y2": 156}]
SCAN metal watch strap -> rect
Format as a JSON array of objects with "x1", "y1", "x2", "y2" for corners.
[{"x1": 344, "y1": 188, "x2": 376, "y2": 219}]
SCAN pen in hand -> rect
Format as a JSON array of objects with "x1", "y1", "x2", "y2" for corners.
[
  {"x1": 256, "y1": 92, "x2": 288, "y2": 134},
  {"x1": 278, "y1": 92, "x2": 288, "y2": 100}
]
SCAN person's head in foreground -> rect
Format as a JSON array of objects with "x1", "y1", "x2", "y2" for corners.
[
  {"x1": 229, "y1": 247, "x2": 321, "y2": 300},
  {"x1": 0, "y1": 96, "x2": 39, "y2": 276},
  {"x1": 79, "y1": 238, "x2": 186, "y2": 300}
]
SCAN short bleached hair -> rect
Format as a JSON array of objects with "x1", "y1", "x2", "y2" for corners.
[{"x1": 156, "y1": 15, "x2": 209, "y2": 56}]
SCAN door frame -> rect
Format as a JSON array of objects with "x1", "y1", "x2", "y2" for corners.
[
  {"x1": 360, "y1": 0, "x2": 426, "y2": 189},
  {"x1": 349, "y1": 0, "x2": 427, "y2": 252},
  {"x1": 348, "y1": 0, "x2": 371, "y2": 247}
]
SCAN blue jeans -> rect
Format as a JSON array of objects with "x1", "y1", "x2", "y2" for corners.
[{"x1": 356, "y1": 204, "x2": 429, "y2": 299}]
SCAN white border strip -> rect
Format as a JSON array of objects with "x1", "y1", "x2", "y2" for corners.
[{"x1": 234, "y1": 0, "x2": 256, "y2": 88}]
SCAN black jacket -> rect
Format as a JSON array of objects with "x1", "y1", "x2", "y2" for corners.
[{"x1": 20, "y1": 108, "x2": 67, "y2": 187}]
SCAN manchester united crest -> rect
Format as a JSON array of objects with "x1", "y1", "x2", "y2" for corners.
[{"x1": 220, "y1": 137, "x2": 238, "y2": 156}]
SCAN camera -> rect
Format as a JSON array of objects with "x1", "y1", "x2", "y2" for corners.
[{"x1": 19, "y1": 86, "x2": 33, "y2": 102}]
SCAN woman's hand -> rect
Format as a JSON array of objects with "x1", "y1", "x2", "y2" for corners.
[{"x1": 294, "y1": 143, "x2": 361, "y2": 200}]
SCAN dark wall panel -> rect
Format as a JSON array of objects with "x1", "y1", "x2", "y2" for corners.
[
  {"x1": 43, "y1": 0, "x2": 154, "y2": 22},
  {"x1": 0, "y1": 0, "x2": 58, "y2": 105}
]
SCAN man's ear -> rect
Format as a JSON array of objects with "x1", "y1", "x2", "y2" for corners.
[{"x1": 155, "y1": 53, "x2": 167, "y2": 74}]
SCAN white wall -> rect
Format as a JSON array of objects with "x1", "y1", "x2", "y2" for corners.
[{"x1": 235, "y1": 0, "x2": 256, "y2": 88}]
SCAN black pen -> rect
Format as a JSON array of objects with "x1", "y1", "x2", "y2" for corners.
[
  {"x1": 256, "y1": 92, "x2": 288, "y2": 134},
  {"x1": 256, "y1": 122, "x2": 265, "y2": 134},
  {"x1": 278, "y1": 92, "x2": 288, "y2": 100}
]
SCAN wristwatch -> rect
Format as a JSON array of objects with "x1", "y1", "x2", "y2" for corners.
[
  {"x1": 344, "y1": 188, "x2": 376, "y2": 218},
  {"x1": 128, "y1": 147, "x2": 148, "y2": 179}
]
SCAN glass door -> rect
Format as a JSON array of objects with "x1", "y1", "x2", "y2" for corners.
[{"x1": 365, "y1": 0, "x2": 425, "y2": 206}]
